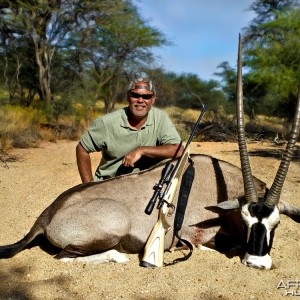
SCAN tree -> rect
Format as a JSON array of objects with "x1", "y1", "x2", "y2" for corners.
[
  {"x1": 243, "y1": 0, "x2": 299, "y2": 46},
  {"x1": 214, "y1": 61, "x2": 236, "y2": 103},
  {"x1": 242, "y1": 1, "x2": 300, "y2": 120},
  {"x1": 170, "y1": 73, "x2": 227, "y2": 121},
  {"x1": 77, "y1": 2, "x2": 168, "y2": 112},
  {"x1": 144, "y1": 68, "x2": 178, "y2": 107},
  {"x1": 0, "y1": 1, "x2": 80, "y2": 107},
  {"x1": 0, "y1": 0, "x2": 168, "y2": 113}
]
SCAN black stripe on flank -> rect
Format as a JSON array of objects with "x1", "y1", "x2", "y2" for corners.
[{"x1": 211, "y1": 157, "x2": 228, "y2": 204}]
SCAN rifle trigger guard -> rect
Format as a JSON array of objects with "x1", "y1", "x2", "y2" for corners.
[{"x1": 161, "y1": 200, "x2": 175, "y2": 209}]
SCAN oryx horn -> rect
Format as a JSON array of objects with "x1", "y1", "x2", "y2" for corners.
[
  {"x1": 236, "y1": 34, "x2": 258, "y2": 203},
  {"x1": 266, "y1": 84, "x2": 300, "y2": 205}
]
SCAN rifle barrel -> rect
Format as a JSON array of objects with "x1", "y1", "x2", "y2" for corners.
[
  {"x1": 186, "y1": 103, "x2": 207, "y2": 146},
  {"x1": 170, "y1": 103, "x2": 207, "y2": 179}
]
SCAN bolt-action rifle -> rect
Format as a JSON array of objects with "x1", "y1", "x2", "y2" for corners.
[{"x1": 140, "y1": 104, "x2": 207, "y2": 268}]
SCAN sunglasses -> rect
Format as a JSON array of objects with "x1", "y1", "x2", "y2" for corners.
[{"x1": 129, "y1": 91, "x2": 154, "y2": 100}]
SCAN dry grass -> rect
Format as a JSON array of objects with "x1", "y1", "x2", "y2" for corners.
[
  {"x1": 256, "y1": 115, "x2": 287, "y2": 133},
  {"x1": 0, "y1": 106, "x2": 43, "y2": 153},
  {"x1": 0, "y1": 102, "x2": 292, "y2": 154},
  {"x1": 164, "y1": 106, "x2": 210, "y2": 122}
]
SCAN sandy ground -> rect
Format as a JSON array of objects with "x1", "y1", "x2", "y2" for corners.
[{"x1": 0, "y1": 140, "x2": 299, "y2": 300}]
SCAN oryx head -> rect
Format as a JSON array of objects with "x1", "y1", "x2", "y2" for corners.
[{"x1": 209, "y1": 35, "x2": 300, "y2": 270}]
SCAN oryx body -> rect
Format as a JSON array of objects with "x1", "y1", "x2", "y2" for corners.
[{"x1": 0, "y1": 154, "x2": 265, "y2": 262}]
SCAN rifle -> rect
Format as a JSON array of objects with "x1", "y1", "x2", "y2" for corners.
[{"x1": 140, "y1": 104, "x2": 207, "y2": 267}]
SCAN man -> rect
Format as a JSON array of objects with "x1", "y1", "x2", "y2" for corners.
[{"x1": 76, "y1": 78, "x2": 183, "y2": 183}]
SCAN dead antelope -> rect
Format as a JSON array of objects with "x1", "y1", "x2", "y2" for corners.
[{"x1": 0, "y1": 37, "x2": 299, "y2": 269}]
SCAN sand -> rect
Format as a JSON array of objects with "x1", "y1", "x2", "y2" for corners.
[{"x1": 0, "y1": 140, "x2": 299, "y2": 299}]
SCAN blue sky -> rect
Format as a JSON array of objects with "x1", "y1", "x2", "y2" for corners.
[{"x1": 133, "y1": 0, "x2": 256, "y2": 81}]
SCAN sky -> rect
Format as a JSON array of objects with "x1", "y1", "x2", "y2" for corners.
[{"x1": 133, "y1": 0, "x2": 256, "y2": 81}]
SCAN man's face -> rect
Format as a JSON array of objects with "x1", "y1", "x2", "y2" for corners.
[{"x1": 127, "y1": 82, "x2": 156, "y2": 118}]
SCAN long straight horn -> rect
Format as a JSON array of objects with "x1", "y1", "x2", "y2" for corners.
[
  {"x1": 266, "y1": 83, "x2": 300, "y2": 205},
  {"x1": 236, "y1": 34, "x2": 258, "y2": 203}
]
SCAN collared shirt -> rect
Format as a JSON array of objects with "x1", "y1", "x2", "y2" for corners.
[{"x1": 80, "y1": 106, "x2": 181, "y2": 180}]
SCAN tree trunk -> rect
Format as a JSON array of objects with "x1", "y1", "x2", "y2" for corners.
[{"x1": 32, "y1": 37, "x2": 54, "y2": 109}]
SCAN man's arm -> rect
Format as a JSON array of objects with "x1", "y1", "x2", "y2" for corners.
[
  {"x1": 76, "y1": 143, "x2": 93, "y2": 183},
  {"x1": 122, "y1": 144, "x2": 183, "y2": 168}
]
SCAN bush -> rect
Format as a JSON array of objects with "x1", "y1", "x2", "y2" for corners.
[{"x1": 0, "y1": 106, "x2": 43, "y2": 153}]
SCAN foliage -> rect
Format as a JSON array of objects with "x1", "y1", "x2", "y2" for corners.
[
  {"x1": 243, "y1": 1, "x2": 300, "y2": 120},
  {"x1": 243, "y1": 0, "x2": 299, "y2": 44},
  {"x1": 62, "y1": 1, "x2": 169, "y2": 113},
  {"x1": 0, "y1": 0, "x2": 168, "y2": 114},
  {"x1": 149, "y1": 71, "x2": 230, "y2": 121},
  {"x1": 214, "y1": 62, "x2": 237, "y2": 103}
]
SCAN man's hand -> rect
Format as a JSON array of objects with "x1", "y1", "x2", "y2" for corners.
[
  {"x1": 122, "y1": 144, "x2": 183, "y2": 168},
  {"x1": 122, "y1": 148, "x2": 142, "y2": 167}
]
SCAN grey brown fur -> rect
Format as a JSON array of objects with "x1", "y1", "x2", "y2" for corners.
[{"x1": 0, "y1": 154, "x2": 266, "y2": 259}]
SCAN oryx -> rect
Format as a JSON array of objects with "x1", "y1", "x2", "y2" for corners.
[{"x1": 0, "y1": 37, "x2": 299, "y2": 269}]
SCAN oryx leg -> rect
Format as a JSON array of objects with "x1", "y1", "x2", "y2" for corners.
[{"x1": 59, "y1": 249, "x2": 129, "y2": 264}]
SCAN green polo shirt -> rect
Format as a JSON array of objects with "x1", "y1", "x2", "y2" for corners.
[{"x1": 80, "y1": 107, "x2": 181, "y2": 180}]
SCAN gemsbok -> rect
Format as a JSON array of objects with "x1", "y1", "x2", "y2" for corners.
[{"x1": 0, "y1": 37, "x2": 299, "y2": 269}]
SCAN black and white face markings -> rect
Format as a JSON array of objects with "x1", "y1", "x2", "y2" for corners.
[{"x1": 240, "y1": 201, "x2": 280, "y2": 269}]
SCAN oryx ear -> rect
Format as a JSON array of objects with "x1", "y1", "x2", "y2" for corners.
[
  {"x1": 205, "y1": 198, "x2": 243, "y2": 214},
  {"x1": 278, "y1": 201, "x2": 300, "y2": 223}
]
